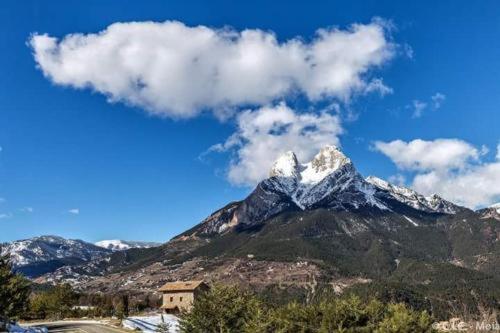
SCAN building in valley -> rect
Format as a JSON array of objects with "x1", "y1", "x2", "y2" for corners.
[{"x1": 158, "y1": 280, "x2": 208, "y2": 313}]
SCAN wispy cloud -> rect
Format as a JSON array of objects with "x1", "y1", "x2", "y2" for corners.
[
  {"x1": 431, "y1": 92, "x2": 446, "y2": 109},
  {"x1": 410, "y1": 100, "x2": 427, "y2": 118},
  {"x1": 67, "y1": 208, "x2": 80, "y2": 215},
  {"x1": 20, "y1": 207, "x2": 34, "y2": 213},
  {"x1": 0, "y1": 213, "x2": 12, "y2": 219},
  {"x1": 407, "y1": 92, "x2": 446, "y2": 118}
]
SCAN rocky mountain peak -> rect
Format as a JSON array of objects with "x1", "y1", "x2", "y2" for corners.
[
  {"x1": 310, "y1": 145, "x2": 351, "y2": 173},
  {"x1": 270, "y1": 151, "x2": 300, "y2": 178},
  {"x1": 269, "y1": 145, "x2": 353, "y2": 185},
  {"x1": 263, "y1": 145, "x2": 383, "y2": 210}
]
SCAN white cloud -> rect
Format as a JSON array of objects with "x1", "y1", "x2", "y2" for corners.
[
  {"x1": 364, "y1": 78, "x2": 393, "y2": 96},
  {"x1": 411, "y1": 164, "x2": 500, "y2": 208},
  {"x1": 0, "y1": 213, "x2": 12, "y2": 219},
  {"x1": 0, "y1": 198, "x2": 5, "y2": 203},
  {"x1": 208, "y1": 103, "x2": 343, "y2": 186},
  {"x1": 410, "y1": 100, "x2": 427, "y2": 118},
  {"x1": 68, "y1": 208, "x2": 79, "y2": 215},
  {"x1": 431, "y1": 92, "x2": 446, "y2": 109},
  {"x1": 373, "y1": 139, "x2": 481, "y2": 172},
  {"x1": 374, "y1": 138, "x2": 500, "y2": 208},
  {"x1": 30, "y1": 19, "x2": 395, "y2": 118},
  {"x1": 20, "y1": 207, "x2": 34, "y2": 213}
]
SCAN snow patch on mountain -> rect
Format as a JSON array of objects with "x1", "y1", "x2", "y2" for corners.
[
  {"x1": 403, "y1": 215, "x2": 419, "y2": 226},
  {"x1": 95, "y1": 240, "x2": 161, "y2": 251},
  {"x1": 366, "y1": 176, "x2": 459, "y2": 214}
]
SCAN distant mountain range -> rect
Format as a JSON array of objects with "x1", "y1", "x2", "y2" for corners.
[
  {"x1": 4, "y1": 145, "x2": 500, "y2": 319},
  {"x1": 94, "y1": 240, "x2": 161, "y2": 251},
  {"x1": 0, "y1": 235, "x2": 160, "y2": 277}
]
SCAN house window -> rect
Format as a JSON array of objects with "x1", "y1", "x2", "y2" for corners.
[
  {"x1": 180, "y1": 297, "x2": 183, "y2": 302},
  {"x1": 170, "y1": 297, "x2": 173, "y2": 302}
]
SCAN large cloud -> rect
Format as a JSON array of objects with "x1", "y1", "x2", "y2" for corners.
[
  {"x1": 374, "y1": 139, "x2": 500, "y2": 208},
  {"x1": 30, "y1": 20, "x2": 395, "y2": 118},
  {"x1": 209, "y1": 103, "x2": 343, "y2": 186},
  {"x1": 373, "y1": 139, "x2": 482, "y2": 172}
]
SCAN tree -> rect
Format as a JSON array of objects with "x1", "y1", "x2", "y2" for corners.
[
  {"x1": 116, "y1": 295, "x2": 130, "y2": 321},
  {"x1": 179, "y1": 284, "x2": 261, "y2": 333},
  {"x1": 0, "y1": 253, "x2": 31, "y2": 318},
  {"x1": 29, "y1": 284, "x2": 78, "y2": 319}
]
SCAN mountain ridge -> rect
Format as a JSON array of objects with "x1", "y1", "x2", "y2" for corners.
[{"x1": 184, "y1": 145, "x2": 466, "y2": 237}]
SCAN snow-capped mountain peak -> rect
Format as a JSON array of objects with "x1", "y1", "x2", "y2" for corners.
[
  {"x1": 267, "y1": 145, "x2": 385, "y2": 210},
  {"x1": 94, "y1": 240, "x2": 161, "y2": 251},
  {"x1": 491, "y1": 202, "x2": 500, "y2": 214},
  {"x1": 270, "y1": 151, "x2": 300, "y2": 178},
  {"x1": 304, "y1": 145, "x2": 351, "y2": 184},
  {"x1": 270, "y1": 145, "x2": 352, "y2": 185}
]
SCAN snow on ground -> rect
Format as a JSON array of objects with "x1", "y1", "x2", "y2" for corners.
[{"x1": 123, "y1": 314, "x2": 179, "y2": 333}]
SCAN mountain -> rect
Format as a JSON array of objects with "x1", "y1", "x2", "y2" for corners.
[
  {"x1": 0, "y1": 235, "x2": 111, "y2": 278},
  {"x1": 181, "y1": 145, "x2": 462, "y2": 237},
  {"x1": 32, "y1": 146, "x2": 500, "y2": 320},
  {"x1": 95, "y1": 240, "x2": 161, "y2": 251},
  {"x1": 477, "y1": 202, "x2": 500, "y2": 220}
]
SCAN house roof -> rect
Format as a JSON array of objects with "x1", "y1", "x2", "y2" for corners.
[{"x1": 158, "y1": 280, "x2": 205, "y2": 292}]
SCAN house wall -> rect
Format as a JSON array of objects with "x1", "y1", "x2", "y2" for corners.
[{"x1": 162, "y1": 291, "x2": 195, "y2": 311}]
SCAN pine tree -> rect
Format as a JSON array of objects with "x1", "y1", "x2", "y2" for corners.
[{"x1": 0, "y1": 253, "x2": 31, "y2": 318}]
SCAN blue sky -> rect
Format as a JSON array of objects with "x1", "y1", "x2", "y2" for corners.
[{"x1": 1, "y1": 0, "x2": 499, "y2": 243}]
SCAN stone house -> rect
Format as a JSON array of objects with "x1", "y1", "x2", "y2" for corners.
[{"x1": 158, "y1": 280, "x2": 208, "y2": 313}]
